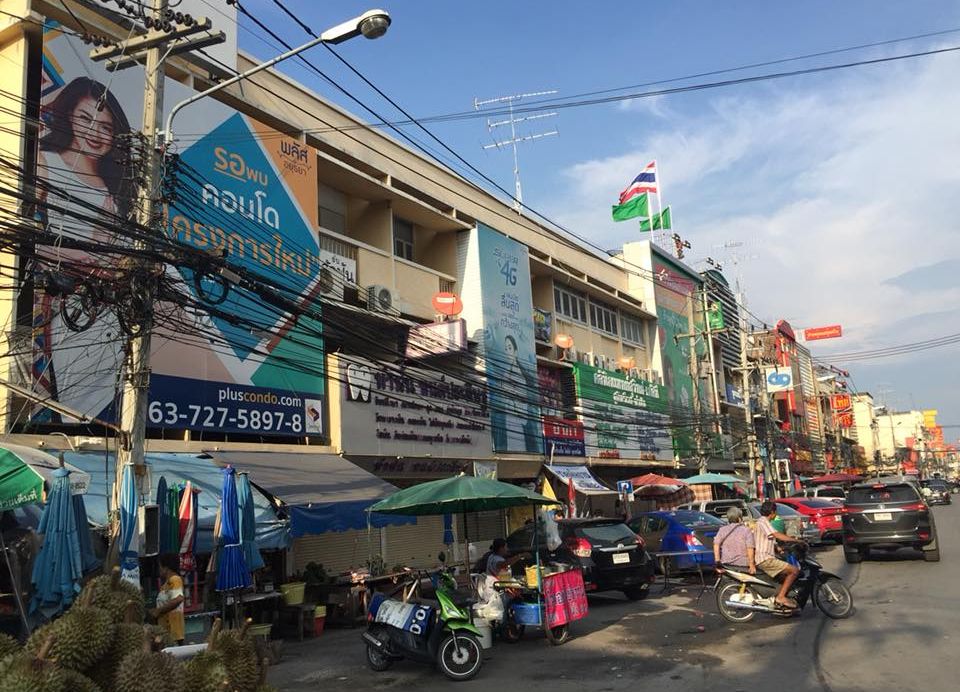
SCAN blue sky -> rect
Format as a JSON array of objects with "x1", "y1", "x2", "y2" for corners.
[{"x1": 236, "y1": 0, "x2": 960, "y2": 433}]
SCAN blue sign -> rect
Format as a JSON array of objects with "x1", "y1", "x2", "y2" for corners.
[
  {"x1": 617, "y1": 480, "x2": 634, "y2": 496},
  {"x1": 764, "y1": 367, "x2": 794, "y2": 393},
  {"x1": 148, "y1": 375, "x2": 323, "y2": 437}
]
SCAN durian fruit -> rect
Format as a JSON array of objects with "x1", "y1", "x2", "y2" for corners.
[
  {"x1": 182, "y1": 650, "x2": 229, "y2": 692},
  {"x1": 0, "y1": 634, "x2": 18, "y2": 659},
  {"x1": 60, "y1": 669, "x2": 103, "y2": 692},
  {"x1": 212, "y1": 621, "x2": 260, "y2": 692},
  {"x1": 114, "y1": 649, "x2": 185, "y2": 692},
  {"x1": 88, "y1": 621, "x2": 144, "y2": 691},
  {"x1": 24, "y1": 600, "x2": 114, "y2": 673},
  {"x1": 80, "y1": 568, "x2": 147, "y2": 624},
  {"x1": 0, "y1": 635, "x2": 68, "y2": 692}
]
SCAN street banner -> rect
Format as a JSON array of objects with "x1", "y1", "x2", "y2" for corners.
[
  {"x1": 543, "y1": 569, "x2": 588, "y2": 628},
  {"x1": 803, "y1": 325, "x2": 843, "y2": 341}
]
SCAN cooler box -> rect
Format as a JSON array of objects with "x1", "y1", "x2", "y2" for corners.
[{"x1": 510, "y1": 602, "x2": 542, "y2": 626}]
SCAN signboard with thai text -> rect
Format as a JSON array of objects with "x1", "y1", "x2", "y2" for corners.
[{"x1": 803, "y1": 325, "x2": 843, "y2": 341}]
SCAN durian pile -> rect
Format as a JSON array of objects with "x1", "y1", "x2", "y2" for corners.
[{"x1": 0, "y1": 568, "x2": 276, "y2": 692}]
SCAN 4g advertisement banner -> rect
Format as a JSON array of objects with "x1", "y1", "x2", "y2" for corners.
[{"x1": 33, "y1": 25, "x2": 334, "y2": 437}]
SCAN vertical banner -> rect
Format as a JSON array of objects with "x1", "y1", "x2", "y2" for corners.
[{"x1": 459, "y1": 224, "x2": 543, "y2": 454}]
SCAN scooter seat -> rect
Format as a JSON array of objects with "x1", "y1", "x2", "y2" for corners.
[{"x1": 449, "y1": 590, "x2": 477, "y2": 608}]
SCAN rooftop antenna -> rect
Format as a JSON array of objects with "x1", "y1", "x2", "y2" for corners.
[
  {"x1": 475, "y1": 90, "x2": 559, "y2": 212},
  {"x1": 714, "y1": 240, "x2": 759, "y2": 308}
]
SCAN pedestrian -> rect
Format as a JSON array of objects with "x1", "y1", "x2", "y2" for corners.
[{"x1": 150, "y1": 553, "x2": 185, "y2": 645}]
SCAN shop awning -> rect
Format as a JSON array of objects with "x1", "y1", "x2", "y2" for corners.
[
  {"x1": 63, "y1": 452, "x2": 288, "y2": 552},
  {"x1": 208, "y1": 452, "x2": 414, "y2": 537},
  {"x1": 544, "y1": 464, "x2": 615, "y2": 495}
]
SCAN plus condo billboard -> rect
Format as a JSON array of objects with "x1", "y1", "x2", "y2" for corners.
[{"x1": 30, "y1": 25, "x2": 342, "y2": 437}]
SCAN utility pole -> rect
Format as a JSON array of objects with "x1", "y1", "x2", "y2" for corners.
[
  {"x1": 737, "y1": 313, "x2": 760, "y2": 493},
  {"x1": 700, "y1": 287, "x2": 723, "y2": 441},
  {"x1": 475, "y1": 90, "x2": 559, "y2": 212},
  {"x1": 90, "y1": 1, "x2": 220, "y2": 498}
]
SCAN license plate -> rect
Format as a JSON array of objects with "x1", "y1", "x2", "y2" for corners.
[
  {"x1": 873, "y1": 512, "x2": 893, "y2": 521},
  {"x1": 612, "y1": 552, "x2": 630, "y2": 564}
]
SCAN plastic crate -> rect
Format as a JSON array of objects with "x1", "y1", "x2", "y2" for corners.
[{"x1": 510, "y1": 602, "x2": 542, "y2": 626}]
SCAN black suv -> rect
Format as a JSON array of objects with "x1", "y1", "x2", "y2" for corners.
[
  {"x1": 842, "y1": 481, "x2": 940, "y2": 563},
  {"x1": 505, "y1": 518, "x2": 655, "y2": 600}
]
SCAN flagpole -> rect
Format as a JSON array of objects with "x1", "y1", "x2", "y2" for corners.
[{"x1": 654, "y1": 158, "x2": 665, "y2": 248}]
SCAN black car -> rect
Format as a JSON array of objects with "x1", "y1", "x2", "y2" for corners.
[
  {"x1": 921, "y1": 479, "x2": 952, "y2": 506},
  {"x1": 842, "y1": 481, "x2": 939, "y2": 563},
  {"x1": 505, "y1": 518, "x2": 655, "y2": 600}
]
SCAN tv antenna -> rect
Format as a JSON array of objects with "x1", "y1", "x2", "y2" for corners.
[{"x1": 475, "y1": 90, "x2": 559, "y2": 212}]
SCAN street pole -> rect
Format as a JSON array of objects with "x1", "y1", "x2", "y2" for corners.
[
  {"x1": 700, "y1": 288, "x2": 723, "y2": 442},
  {"x1": 737, "y1": 314, "x2": 759, "y2": 494},
  {"x1": 115, "y1": 0, "x2": 168, "y2": 496}
]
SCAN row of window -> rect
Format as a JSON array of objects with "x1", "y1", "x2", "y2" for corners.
[{"x1": 553, "y1": 285, "x2": 647, "y2": 346}]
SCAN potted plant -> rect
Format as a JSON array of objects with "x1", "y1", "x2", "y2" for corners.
[{"x1": 302, "y1": 562, "x2": 331, "y2": 604}]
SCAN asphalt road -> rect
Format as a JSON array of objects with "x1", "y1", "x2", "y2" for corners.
[{"x1": 270, "y1": 502, "x2": 958, "y2": 691}]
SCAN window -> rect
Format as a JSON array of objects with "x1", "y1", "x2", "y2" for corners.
[
  {"x1": 589, "y1": 300, "x2": 618, "y2": 336},
  {"x1": 318, "y1": 182, "x2": 347, "y2": 234},
  {"x1": 554, "y1": 285, "x2": 586, "y2": 323},
  {"x1": 621, "y1": 315, "x2": 645, "y2": 346},
  {"x1": 393, "y1": 217, "x2": 414, "y2": 260}
]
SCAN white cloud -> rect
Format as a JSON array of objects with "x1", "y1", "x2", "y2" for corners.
[{"x1": 552, "y1": 48, "x2": 960, "y2": 363}]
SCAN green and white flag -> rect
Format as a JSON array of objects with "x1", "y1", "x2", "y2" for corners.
[
  {"x1": 611, "y1": 192, "x2": 649, "y2": 222},
  {"x1": 638, "y1": 206, "x2": 672, "y2": 232}
]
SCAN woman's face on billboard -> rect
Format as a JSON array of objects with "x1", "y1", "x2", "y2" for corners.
[{"x1": 70, "y1": 96, "x2": 115, "y2": 157}]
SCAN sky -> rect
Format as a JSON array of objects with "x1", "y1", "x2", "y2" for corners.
[{"x1": 231, "y1": 0, "x2": 960, "y2": 435}]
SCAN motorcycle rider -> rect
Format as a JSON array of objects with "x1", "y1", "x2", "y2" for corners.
[
  {"x1": 755, "y1": 501, "x2": 801, "y2": 609},
  {"x1": 713, "y1": 507, "x2": 757, "y2": 574}
]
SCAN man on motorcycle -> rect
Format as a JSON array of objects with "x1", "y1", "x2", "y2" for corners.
[
  {"x1": 755, "y1": 501, "x2": 801, "y2": 609},
  {"x1": 713, "y1": 507, "x2": 756, "y2": 573}
]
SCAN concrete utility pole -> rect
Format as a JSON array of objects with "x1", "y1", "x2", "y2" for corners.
[
  {"x1": 90, "y1": 0, "x2": 220, "y2": 496},
  {"x1": 737, "y1": 315, "x2": 760, "y2": 492}
]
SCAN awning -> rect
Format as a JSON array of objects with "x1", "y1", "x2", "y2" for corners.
[
  {"x1": 209, "y1": 452, "x2": 414, "y2": 537},
  {"x1": 544, "y1": 464, "x2": 615, "y2": 495},
  {"x1": 63, "y1": 452, "x2": 288, "y2": 552}
]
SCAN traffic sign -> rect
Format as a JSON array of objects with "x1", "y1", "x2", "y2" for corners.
[{"x1": 617, "y1": 480, "x2": 634, "y2": 496}]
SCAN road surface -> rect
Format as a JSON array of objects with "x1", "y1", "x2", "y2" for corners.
[{"x1": 270, "y1": 502, "x2": 957, "y2": 691}]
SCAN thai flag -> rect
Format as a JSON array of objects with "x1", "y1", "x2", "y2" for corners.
[{"x1": 619, "y1": 161, "x2": 657, "y2": 203}]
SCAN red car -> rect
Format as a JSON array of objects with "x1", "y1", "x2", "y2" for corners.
[{"x1": 775, "y1": 498, "x2": 844, "y2": 543}]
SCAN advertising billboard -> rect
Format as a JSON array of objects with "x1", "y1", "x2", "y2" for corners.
[
  {"x1": 31, "y1": 25, "x2": 339, "y2": 436},
  {"x1": 803, "y1": 325, "x2": 843, "y2": 341},
  {"x1": 764, "y1": 367, "x2": 795, "y2": 393},
  {"x1": 337, "y1": 355, "x2": 492, "y2": 458},
  {"x1": 458, "y1": 224, "x2": 543, "y2": 454},
  {"x1": 572, "y1": 363, "x2": 673, "y2": 462}
]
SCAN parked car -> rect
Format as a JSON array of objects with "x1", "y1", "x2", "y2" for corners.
[
  {"x1": 842, "y1": 480, "x2": 940, "y2": 562},
  {"x1": 628, "y1": 510, "x2": 723, "y2": 572},
  {"x1": 504, "y1": 517, "x2": 655, "y2": 600},
  {"x1": 774, "y1": 498, "x2": 845, "y2": 543},
  {"x1": 675, "y1": 499, "x2": 748, "y2": 520},
  {"x1": 746, "y1": 502, "x2": 820, "y2": 543},
  {"x1": 920, "y1": 479, "x2": 952, "y2": 505},
  {"x1": 792, "y1": 486, "x2": 846, "y2": 503}
]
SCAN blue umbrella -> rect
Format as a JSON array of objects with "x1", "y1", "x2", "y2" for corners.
[
  {"x1": 72, "y1": 493, "x2": 100, "y2": 574},
  {"x1": 118, "y1": 463, "x2": 140, "y2": 585},
  {"x1": 156, "y1": 475, "x2": 171, "y2": 554},
  {"x1": 237, "y1": 473, "x2": 264, "y2": 572},
  {"x1": 30, "y1": 467, "x2": 83, "y2": 614},
  {"x1": 216, "y1": 466, "x2": 250, "y2": 591}
]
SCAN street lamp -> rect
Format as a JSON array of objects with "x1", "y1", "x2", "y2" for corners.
[{"x1": 162, "y1": 9, "x2": 391, "y2": 142}]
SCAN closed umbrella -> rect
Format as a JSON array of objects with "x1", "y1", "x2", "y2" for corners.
[
  {"x1": 215, "y1": 466, "x2": 250, "y2": 592},
  {"x1": 118, "y1": 463, "x2": 140, "y2": 586},
  {"x1": 72, "y1": 492, "x2": 100, "y2": 574},
  {"x1": 567, "y1": 476, "x2": 576, "y2": 518},
  {"x1": 167, "y1": 485, "x2": 180, "y2": 553},
  {"x1": 156, "y1": 476, "x2": 170, "y2": 554},
  {"x1": 178, "y1": 481, "x2": 197, "y2": 573},
  {"x1": 30, "y1": 467, "x2": 83, "y2": 615},
  {"x1": 237, "y1": 472, "x2": 264, "y2": 572}
]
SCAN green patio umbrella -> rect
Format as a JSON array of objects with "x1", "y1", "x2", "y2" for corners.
[
  {"x1": 369, "y1": 474, "x2": 558, "y2": 576},
  {"x1": 0, "y1": 443, "x2": 90, "y2": 511},
  {"x1": 368, "y1": 474, "x2": 558, "y2": 516}
]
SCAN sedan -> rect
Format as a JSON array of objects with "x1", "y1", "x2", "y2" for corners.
[
  {"x1": 629, "y1": 510, "x2": 724, "y2": 572},
  {"x1": 775, "y1": 498, "x2": 845, "y2": 543},
  {"x1": 920, "y1": 480, "x2": 952, "y2": 506}
]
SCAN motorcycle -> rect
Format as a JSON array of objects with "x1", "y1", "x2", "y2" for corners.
[
  {"x1": 362, "y1": 566, "x2": 484, "y2": 681},
  {"x1": 714, "y1": 543, "x2": 854, "y2": 623}
]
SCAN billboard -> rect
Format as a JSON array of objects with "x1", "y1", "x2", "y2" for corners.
[
  {"x1": 572, "y1": 363, "x2": 673, "y2": 462},
  {"x1": 764, "y1": 367, "x2": 795, "y2": 393},
  {"x1": 458, "y1": 224, "x2": 543, "y2": 454},
  {"x1": 31, "y1": 25, "x2": 340, "y2": 436},
  {"x1": 803, "y1": 325, "x2": 843, "y2": 341},
  {"x1": 337, "y1": 355, "x2": 492, "y2": 458}
]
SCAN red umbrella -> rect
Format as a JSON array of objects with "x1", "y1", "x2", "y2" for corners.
[
  {"x1": 178, "y1": 481, "x2": 197, "y2": 573},
  {"x1": 628, "y1": 473, "x2": 688, "y2": 496},
  {"x1": 810, "y1": 473, "x2": 861, "y2": 485}
]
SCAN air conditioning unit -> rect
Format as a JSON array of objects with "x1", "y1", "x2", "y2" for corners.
[
  {"x1": 317, "y1": 264, "x2": 344, "y2": 302},
  {"x1": 366, "y1": 284, "x2": 396, "y2": 314}
]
